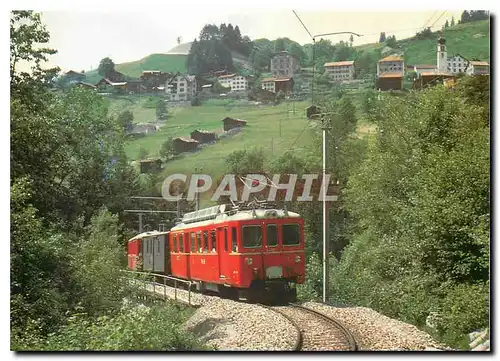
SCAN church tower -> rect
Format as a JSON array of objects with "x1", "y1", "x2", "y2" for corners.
[{"x1": 437, "y1": 37, "x2": 448, "y2": 72}]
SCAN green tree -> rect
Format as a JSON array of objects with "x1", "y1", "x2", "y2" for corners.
[
  {"x1": 379, "y1": 32, "x2": 386, "y2": 43},
  {"x1": 156, "y1": 100, "x2": 167, "y2": 120},
  {"x1": 117, "y1": 110, "x2": 134, "y2": 132},
  {"x1": 443, "y1": 19, "x2": 449, "y2": 29},
  {"x1": 98, "y1": 57, "x2": 115, "y2": 78},
  {"x1": 274, "y1": 38, "x2": 286, "y2": 52},
  {"x1": 385, "y1": 35, "x2": 397, "y2": 48},
  {"x1": 451, "y1": 16, "x2": 456, "y2": 26},
  {"x1": 159, "y1": 138, "x2": 175, "y2": 159}
]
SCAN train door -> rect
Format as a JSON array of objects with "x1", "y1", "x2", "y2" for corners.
[
  {"x1": 143, "y1": 236, "x2": 154, "y2": 271},
  {"x1": 262, "y1": 221, "x2": 283, "y2": 280},
  {"x1": 153, "y1": 234, "x2": 165, "y2": 273},
  {"x1": 217, "y1": 227, "x2": 231, "y2": 281}
]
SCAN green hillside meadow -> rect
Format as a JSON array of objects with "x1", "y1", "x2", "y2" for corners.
[{"x1": 353, "y1": 20, "x2": 490, "y2": 64}]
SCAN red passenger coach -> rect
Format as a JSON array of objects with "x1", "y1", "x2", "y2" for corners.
[{"x1": 127, "y1": 203, "x2": 305, "y2": 302}]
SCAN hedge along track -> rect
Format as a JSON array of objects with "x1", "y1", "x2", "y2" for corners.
[{"x1": 263, "y1": 303, "x2": 358, "y2": 351}]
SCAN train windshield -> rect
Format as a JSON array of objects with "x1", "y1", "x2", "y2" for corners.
[
  {"x1": 283, "y1": 224, "x2": 300, "y2": 246},
  {"x1": 242, "y1": 225, "x2": 262, "y2": 248}
]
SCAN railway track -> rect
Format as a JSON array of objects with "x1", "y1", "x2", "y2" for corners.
[{"x1": 265, "y1": 304, "x2": 358, "y2": 351}]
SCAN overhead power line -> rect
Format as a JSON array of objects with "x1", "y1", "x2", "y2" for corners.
[{"x1": 429, "y1": 11, "x2": 447, "y2": 28}]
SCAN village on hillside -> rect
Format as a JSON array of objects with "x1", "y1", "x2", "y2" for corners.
[{"x1": 57, "y1": 17, "x2": 490, "y2": 173}]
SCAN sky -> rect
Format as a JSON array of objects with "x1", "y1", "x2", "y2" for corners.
[{"x1": 39, "y1": 8, "x2": 464, "y2": 72}]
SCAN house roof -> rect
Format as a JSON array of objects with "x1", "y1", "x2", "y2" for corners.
[
  {"x1": 275, "y1": 77, "x2": 293, "y2": 82},
  {"x1": 413, "y1": 64, "x2": 436, "y2": 69},
  {"x1": 271, "y1": 50, "x2": 300, "y2": 60},
  {"x1": 142, "y1": 70, "x2": 162, "y2": 74},
  {"x1": 420, "y1": 71, "x2": 455, "y2": 77},
  {"x1": 379, "y1": 55, "x2": 403, "y2": 62},
  {"x1": 378, "y1": 72, "x2": 404, "y2": 79},
  {"x1": 222, "y1": 117, "x2": 246, "y2": 123},
  {"x1": 76, "y1": 81, "x2": 96, "y2": 88},
  {"x1": 202, "y1": 84, "x2": 213, "y2": 88},
  {"x1": 469, "y1": 61, "x2": 489, "y2": 66},
  {"x1": 173, "y1": 137, "x2": 199, "y2": 143},
  {"x1": 66, "y1": 70, "x2": 84, "y2": 76},
  {"x1": 192, "y1": 130, "x2": 215, "y2": 135},
  {"x1": 324, "y1": 61, "x2": 354, "y2": 67},
  {"x1": 218, "y1": 73, "x2": 236, "y2": 79},
  {"x1": 261, "y1": 77, "x2": 276, "y2": 83}
]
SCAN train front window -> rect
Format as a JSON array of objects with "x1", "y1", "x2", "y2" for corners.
[
  {"x1": 242, "y1": 225, "x2": 262, "y2": 248},
  {"x1": 266, "y1": 224, "x2": 278, "y2": 247},
  {"x1": 283, "y1": 224, "x2": 300, "y2": 246}
]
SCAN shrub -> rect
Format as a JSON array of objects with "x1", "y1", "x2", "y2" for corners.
[
  {"x1": 439, "y1": 282, "x2": 489, "y2": 345},
  {"x1": 26, "y1": 302, "x2": 207, "y2": 351}
]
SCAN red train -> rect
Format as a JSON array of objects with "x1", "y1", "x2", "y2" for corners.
[{"x1": 127, "y1": 203, "x2": 305, "y2": 302}]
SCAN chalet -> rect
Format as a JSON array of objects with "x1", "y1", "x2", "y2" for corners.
[
  {"x1": 139, "y1": 158, "x2": 162, "y2": 174},
  {"x1": 106, "y1": 70, "x2": 126, "y2": 83},
  {"x1": 324, "y1": 61, "x2": 355, "y2": 82},
  {"x1": 129, "y1": 123, "x2": 158, "y2": 134},
  {"x1": 270, "y1": 51, "x2": 301, "y2": 77},
  {"x1": 141, "y1": 70, "x2": 171, "y2": 91},
  {"x1": 467, "y1": 61, "x2": 489, "y2": 75},
  {"x1": 217, "y1": 74, "x2": 249, "y2": 92},
  {"x1": 261, "y1": 77, "x2": 294, "y2": 93},
  {"x1": 413, "y1": 71, "x2": 456, "y2": 90},
  {"x1": 222, "y1": 117, "x2": 247, "y2": 132},
  {"x1": 65, "y1": 70, "x2": 85, "y2": 84},
  {"x1": 190, "y1": 130, "x2": 216, "y2": 144},
  {"x1": 95, "y1": 78, "x2": 128, "y2": 92},
  {"x1": 377, "y1": 55, "x2": 404, "y2": 91},
  {"x1": 166, "y1": 72, "x2": 197, "y2": 102},
  {"x1": 126, "y1": 79, "x2": 145, "y2": 93},
  {"x1": 172, "y1": 137, "x2": 199, "y2": 154}
]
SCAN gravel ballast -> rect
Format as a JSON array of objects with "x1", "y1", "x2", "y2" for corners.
[
  {"x1": 184, "y1": 299, "x2": 297, "y2": 350},
  {"x1": 303, "y1": 302, "x2": 446, "y2": 351}
]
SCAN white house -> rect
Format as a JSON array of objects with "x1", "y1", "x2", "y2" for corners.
[
  {"x1": 447, "y1": 54, "x2": 469, "y2": 74},
  {"x1": 377, "y1": 55, "x2": 404, "y2": 76},
  {"x1": 166, "y1": 73, "x2": 197, "y2": 101},
  {"x1": 217, "y1": 73, "x2": 249, "y2": 92},
  {"x1": 324, "y1": 61, "x2": 355, "y2": 82},
  {"x1": 261, "y1": 77, "x2": 276, "y2": 93},
  {"x1": 467, "y1": 61, "x2": 490, "y2": 75}
]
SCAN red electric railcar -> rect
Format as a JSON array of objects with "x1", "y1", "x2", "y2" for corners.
[{"x1": 127, "y1": 204, "x2": 305, "y2": 301}]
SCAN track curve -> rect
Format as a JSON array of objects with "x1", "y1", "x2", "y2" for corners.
[{"x1": 263, "y1": 303, "x2": 358, "y2": 351}]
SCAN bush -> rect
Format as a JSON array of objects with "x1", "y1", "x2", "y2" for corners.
[
  {"x1": 24, "y1": 302, "x2": 207, "y2": 351},
  {"x1": 191, "y1": 95, "x2": 202, "y2": 106},
  {"x1": 439, "y1": 282, "x2": 489, "y2": 345}
]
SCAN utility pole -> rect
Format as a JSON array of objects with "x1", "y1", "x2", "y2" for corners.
[
  {"x1": 292, "y1": 9, "x2": 361, "y2": 303},
  {"x1": 194, "y1": 167, "x2": 203, "y2": 211}
]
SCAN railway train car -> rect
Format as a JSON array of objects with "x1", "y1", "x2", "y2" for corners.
[{"x1": 127, "y1": 203, "x2": 305, "y2": 302}]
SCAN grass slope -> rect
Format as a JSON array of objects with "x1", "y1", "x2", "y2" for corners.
[
  {"x1": 124, "y1": 100, "x2": 314, "y2": 178},
  {"x1": 354, "y1": 20, "x2": 490, "y2": 65},
  {"x1": 83, "y1": 54, "x2": 188, "y2": 84}
]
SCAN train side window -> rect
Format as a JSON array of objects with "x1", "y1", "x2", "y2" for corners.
[
  {"x1": 210, "y1": 230, "x2": 217, "y2": 253},
  {"x1": 203, "y1": 231, "x2": 209, "y2": 253},
  {"x1": 266, "y1": 224, "x2": 278, "y2": 247},
  {"x1": 172, "y1": 234, "x2": 177, "y2": 252},
  {"x1": 224, "y1": 228, "x2": 228, "y2": 252},
  {"x1": 190, "y1": 233, "x2": 196, "y2": 253},
  {"x1": 242, "y1": 225, "x2": 262, "y2": 248},
  {"x1": 179, "y1": 234, "x2": 184, "y2": 253},
  {"x1": 283, "y1": 224, "x2": 301, "y2": 246},
  {"x1": 197, "y1": 232, "x2": 202, "y2": 253},
  {"x1": 232, "y1": 227, "x2": 238, "y2": 252}
]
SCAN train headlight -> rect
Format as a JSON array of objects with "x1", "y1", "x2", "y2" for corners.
[
  {"x1": 245, "y1": 257, "x2": 253, "y2": 265},
  {"x1": 295, "y1": 256, "x2": 301, "y2": 263}
]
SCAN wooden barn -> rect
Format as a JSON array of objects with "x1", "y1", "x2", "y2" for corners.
[
  {"x1": 190, "y1": 130, "x2": 216, "y2": 144},
  {"x1": 275, "y1": 77, "x2": 294, "y2": 93},
  {"x1": 140, "y1": 158, "x2": 162, "y2": 174},
  {"x1": 222, "y1": 117, "x2": 247, "y2": 132},
  {"x1": 172, "y1": 137, "x2": 199, "y2": 154},
  {"x1": 413, "y1": 71, "x2": 455, "y2": 90},
  {"x1": 376, "y1": 73, "x2": 404, "y2": 91}
]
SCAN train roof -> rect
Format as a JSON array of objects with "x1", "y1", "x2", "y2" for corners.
[
  {"x1": 127, "y1": 230, "x2": 169, "y2": 243},
  {"x1": 171, "y1": 207, "x2": 301, "y2": 231}
]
